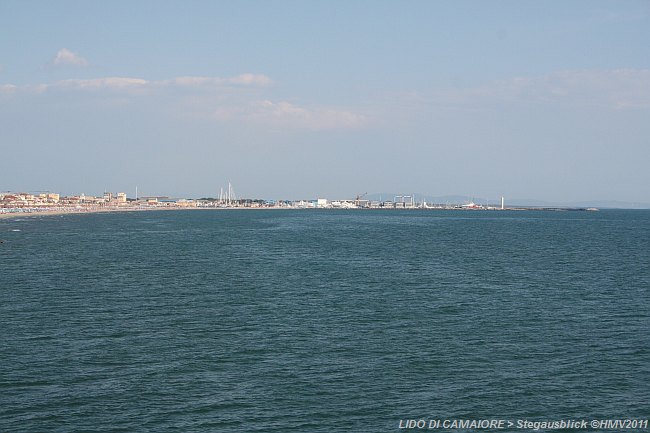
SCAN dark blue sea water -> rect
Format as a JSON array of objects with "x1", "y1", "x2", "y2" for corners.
[{"x1": 1, "y1": 209, "x2": 649, "y2": 432}]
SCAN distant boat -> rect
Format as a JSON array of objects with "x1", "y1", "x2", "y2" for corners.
[{"x1": 586, "y1": 207, "x2": 599, "y2": 211}]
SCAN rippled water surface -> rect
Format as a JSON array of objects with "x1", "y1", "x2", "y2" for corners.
[{"x1": 1, "y1": 209, "x2": 649, "y2": 432}]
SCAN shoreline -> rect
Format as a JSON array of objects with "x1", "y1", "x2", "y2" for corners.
[
  {"x1": 0, "y1": 205, "x2": 607, "y2": 220},
  {"x1": 0, "y1": 207, "x2": 161, "y2": 220},
  {"x1": 0, "y1": 206, "x2": 293, "y2": 220}
]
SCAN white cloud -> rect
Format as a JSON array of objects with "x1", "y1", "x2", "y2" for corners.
[
  {"x1": 0, "y1": 77, "x2": 150, "y2": 95},
  {"x1": 215, "y1": 100, "x2": 367, "y2": 130},
  {"x1": 1, "y1": 73, "x2": 271, "y2": 94},
  {"x1": 56, "y1": 77, "x2": 148, "y2": 89},
  {"x1": 553, "y1": 69, "x2": 650, "y2": 109},
  {"x1": 0, "y1": 72, "x2": 365, "y2": 129},
  {"x1": 165, "y1": 74, "x2": 271, "y2": 87},
  {"x1": 228, "y1": 73, "x2": 272, "y2": 86},
  {"x1": 168, "y1": 76, "x2": 225, "y2": 87},
  {"x1": 0, "y1": 84, "x2": 17, "y2": 94},
  {"x1": 52, "y1": 48, "x2": 88, "y2": 67}
]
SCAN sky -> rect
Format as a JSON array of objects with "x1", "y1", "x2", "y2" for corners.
[{"x1": 1, "y1": 1, "x2": 649, "y2": 203}]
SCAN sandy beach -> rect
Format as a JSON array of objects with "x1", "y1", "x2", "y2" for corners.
[
  {"x1": 0, "y1": 206, "x2": 288, "y2": 220},
  {"x1": 0, "y1": 207, "x2": 160, "y2": 220}
]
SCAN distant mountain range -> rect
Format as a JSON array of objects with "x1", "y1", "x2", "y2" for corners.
[{"x1": 364, "y1": 193, "x2": 650, "y2": 209}]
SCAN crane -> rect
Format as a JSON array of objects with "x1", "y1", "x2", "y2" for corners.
[{"x1": 355, "y1": 192, "x2": 368, "y2": 207}]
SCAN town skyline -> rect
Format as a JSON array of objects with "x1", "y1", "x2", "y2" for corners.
[{"x1": 2, "y1": 187, "x2": 648, "y2": 210}]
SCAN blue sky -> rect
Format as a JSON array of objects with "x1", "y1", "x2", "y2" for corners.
[{"x1": 1, "y1": 1, "x2": 649, "y2": 203}]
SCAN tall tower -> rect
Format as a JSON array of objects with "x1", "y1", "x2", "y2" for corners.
[{"x1": 501, "y1": 196, "x2": 505, "y2": 210}]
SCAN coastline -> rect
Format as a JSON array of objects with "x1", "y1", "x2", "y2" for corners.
[
  {"x1": 0, "y1": 205, "x2": 606, "y2": 221},
  {"x1": 0, "y1": 206, "x2": 288, "y2": 220},
  {"x1": 0, "y1": 207, "x2": 159, "y2": 220}
]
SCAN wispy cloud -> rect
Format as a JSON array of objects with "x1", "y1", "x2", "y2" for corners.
[
  {"x1": 0, "y1": 77, "x2": 149, "y2": 95},
  {"x1": 588, "y1": 8, "x2": 649, "y2": 24},
  {"x1": 0, "y1": 73, "x2": 366, "y2": 129},
  {"x1": 228, "y1": 73, "x2": 272, "y2": 86},
  {"x1": 52, "y1": 48, "x2": 88, "y2": 67},
  {"x1": 57, "y1": 77, "x2": 149, "y2": 89},
  {"x1": 422, "y1": 69, "x2": 650, "y2": 110},
  {"x1": 0, "y1": 84, "x2": 18, "y2": 94},
  {"x1": 549, "y1": 69, "x2": 650, "y2": 109},
  {"x1": 165, "y1": 73, "x2": 271, "y2": 87},
  {"x1": 2, "y1": 73, "x2": 272, "y2": 94},
  {"x1": 215, "y1": 100, "x2": 368, "y2": 130}
]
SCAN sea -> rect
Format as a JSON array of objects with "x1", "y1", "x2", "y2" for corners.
[{"x1": 1, "y1": 209, "x2": 649, "y2": 432}]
